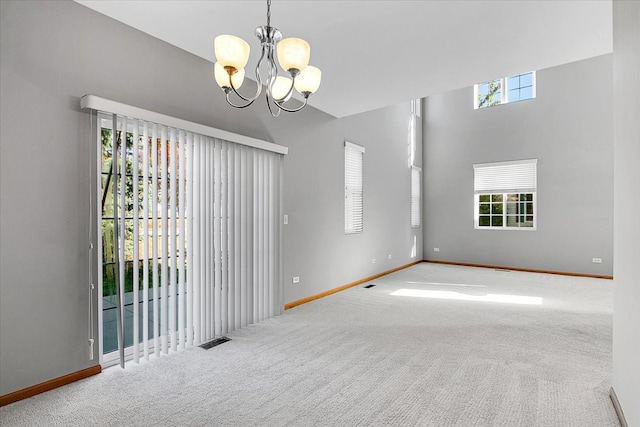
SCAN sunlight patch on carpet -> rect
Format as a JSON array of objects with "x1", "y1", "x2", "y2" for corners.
[
  {"x1": 391, "y1": 288, "x2": 543, "y2": 305},
  {"x1": 406, "y1": 281, "x2": 488, "y2": 288}
]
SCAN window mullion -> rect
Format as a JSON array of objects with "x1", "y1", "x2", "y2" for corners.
[{"x1": 502, "y1": 78, "x2": 507, "y2": 104}]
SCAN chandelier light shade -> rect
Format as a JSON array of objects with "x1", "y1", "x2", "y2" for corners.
[
  {"x1": 294, "y1": 65, "x2": 322, "y2": 95},
  {"x1": 271, "y1": 76, "x2": 294, "y2": 101},
  {"x1": 214, "y1": 35, "x2": 251, "y2": 71},
  {"x1": 213, "y1": 0, "x2": 321, "y2": 116},
  {"x1": 276, "y1": 38, "x2": 310, "y2": 73}
]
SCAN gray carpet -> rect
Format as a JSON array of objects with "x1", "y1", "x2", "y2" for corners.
[{"x1": 0, "y1": 263, "x2": 619, "y2": 426}]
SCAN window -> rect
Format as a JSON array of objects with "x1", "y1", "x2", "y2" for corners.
[
  {"x1": 474, "y1": 159, "x2": 537, "y2": 229},
  {"x1": 409, "y1": 99, "x2": 421, "y2": 229},
  {"x1": 474, "y1": 71, "x2": 536, "y2": 109},
  {"x1": 411, "y1": 166, "x2": 421, "y2": 228},
  {"x1": 506, "y1": 72, "x2": 535, "y2": 102},
  {"x1": 410, "y1": 98, "x2": 421, "y2": 118},
  {"x1": 476, "y1": 78, "x2": 502, "y2": 108},
  {"x1": 408, "y1": 99, "x2": 420, "y2": 166},
  {"x1": 477, "y1": 193, "x2": 535, "y2": 228},
  {"x1": 345, "y1": 141, "x2": 365, "y2": 234}
]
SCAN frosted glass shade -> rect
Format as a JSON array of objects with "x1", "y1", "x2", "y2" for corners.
[
  {"x1": 294, "y1": 65, "x2": 322, "y2": 94},
  {"x1": 214, "y1": 35, "x2": 250, "y2": 71},
  {"x1": 277, "y1": 38, "x2": 310, "y2": 72},
  {"x1": 214, "y1": 62, "x2": 244, "y2": 89},
  {"x1": 271, "y1": 76, "x2": 293, "y2": 101}
]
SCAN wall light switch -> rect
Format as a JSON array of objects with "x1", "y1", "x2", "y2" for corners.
[
  {"x1": 283, "y1": 214, "x2": 288, "y2": 225},
  {"x1": 434, "y1": 248, "x2": 440, "y2": 252}
]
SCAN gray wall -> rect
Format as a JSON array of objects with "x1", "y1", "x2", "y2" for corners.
[
  {"x1": 612, "y1": 1, "x2": 640, "y2": 425},
  {"x1": 0, "y1": 0, "x2": 421, "y2": 395},
  {"x1": 277, "y1": 105, "x2": 423, "y2": 304},
  {"x1": 423, "y1": 55, "x2": 614, "y2": 276}
]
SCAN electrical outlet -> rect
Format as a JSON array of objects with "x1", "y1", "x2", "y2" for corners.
[
  {"x1": 434, "y1": 247, "x2": 440, "y2": 252},
  {"x1": 372, "y1": 259, "x2": 376, "y2": 264},
  {"x1": 283, "y1": 214, "x2": 288, "y2": 225},
  {"x1": 592, "y1": 258, "x2": 602, "y2": 264},
  {"x1": 292, "y1": 276, "x2": 300, "y2": 283}
]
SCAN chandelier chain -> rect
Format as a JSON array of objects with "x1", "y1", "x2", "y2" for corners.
[{"x1": 267, "y1": 0, "x2": 271, "y2": 27}]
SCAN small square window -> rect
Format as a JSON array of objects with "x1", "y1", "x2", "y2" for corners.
[{"x1": 475, "y1": 79, "x2": 502, "y2": 109}]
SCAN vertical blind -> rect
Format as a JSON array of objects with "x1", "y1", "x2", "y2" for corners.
[
  {"x1": 345, "y1": 141, "x2": 365, "y2": 234},
  {"x1": 473, "y1": 159, "x2": 537, "y2": 194},
  {"x1": 92, "y1": 102, "x2": 284, "y2": 367}
]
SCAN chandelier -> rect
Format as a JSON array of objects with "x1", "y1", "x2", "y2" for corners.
[{"x1": 213, "y1": 0, "x2": 322, "y2": 117}]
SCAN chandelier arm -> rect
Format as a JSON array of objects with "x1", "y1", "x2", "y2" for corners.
[
  {"x1": 252, "y1": 44, "x2": 267, "y2": 97},
  {"x1": 273, "y1": 95, "x2": 309, "y2": 113},
  {"x1": 227, "y1": 41, "x2": 267, "y2": 104},
  {"x1": 266, "y1": 94, "x2": 282, "y2": 117},
  {"x1": 224, "y1": 90, "x2": 257, "y2": 109},
  {"x1": 228, "y1": 68, "x2": 262, "y2": 103},
  {"x1": 265, "y1": 45, "x2": 283, "y2": 117},
  {"x1": 266, "y1": 44, "x2": 278, "y2": 96},
  {"x1": 229, "y1": 82, "x2": 258, "y2": 103},
  {"x1": 274, "y1": 73, "x2": 297, "y2": 103}
]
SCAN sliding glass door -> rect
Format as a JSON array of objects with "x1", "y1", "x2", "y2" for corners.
[{"x1": 96, "y1": 112, "x2": 283, "y2": 367}]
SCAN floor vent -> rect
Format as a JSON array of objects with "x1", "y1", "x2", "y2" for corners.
[
  {"x1": 364, "y1": 284, "x2": 376, "y2": 288},
  {"x1": 200, "y1": 337, "x2": 231, "y2": 350}
]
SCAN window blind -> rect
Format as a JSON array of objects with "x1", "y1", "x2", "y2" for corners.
[
  {"x1": 474, "y1": 159, "x2": 537, "y2": 194},
  {"x1": 85, "y1": 96, "x2": 285, "y2": 368},
  {"x1": 411, "y1": 166, "x2": 421, "y2": 228},
  {"x1": 345, "y1": 141, "x2": 365, "y2": 234}
]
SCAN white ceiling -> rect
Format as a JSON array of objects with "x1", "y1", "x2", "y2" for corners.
[{"x1": 75, "y1": 1, "x2": 612, "y2": 118}]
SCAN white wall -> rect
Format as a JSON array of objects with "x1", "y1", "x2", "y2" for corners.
[
  {"x1": 0, "y1": 0, "x2": 420, "y2": 395},
  {"x1": 423, "y1": 55, "x2": 614, "y2": 277},
  {"x1": 612, "y1": 1, "x2": 640, "y2": 425}
]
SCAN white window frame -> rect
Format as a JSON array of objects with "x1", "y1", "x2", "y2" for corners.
[
  {"x1": 473, "y1": 159, "x2": 537, "y2": 230},
  {"x1": 409, "y1": 99, "x2": 420, "y2": 166},
  {"x1": 410, "y1": 98, "x2": 422, "y2": 118},
  {"x1": 411, "y1": 166, "x2": 421, "y2": 229},
  {"x1": 345, "y1": 141, "x2": 365, "y2": 234},
  {"x1": 474, "y1": 71, "x2": 536, "y2": 109}
]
